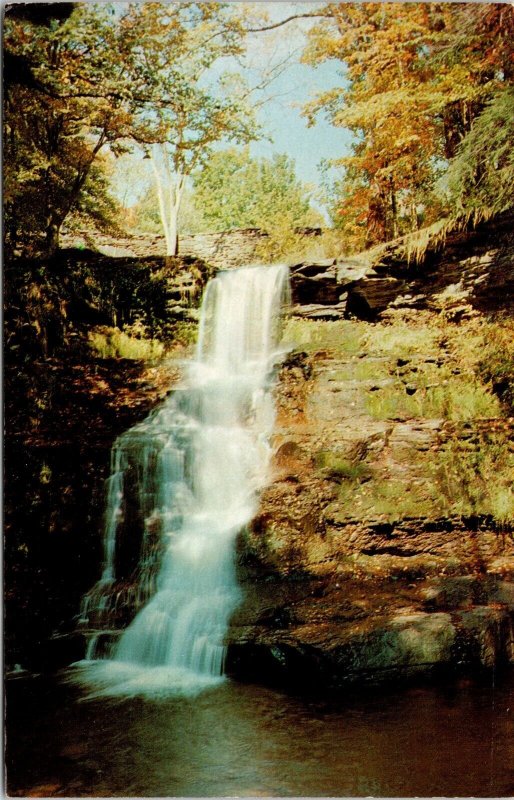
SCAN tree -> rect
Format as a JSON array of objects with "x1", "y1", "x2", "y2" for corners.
[
  {"x1": 302, "y1": 2, "x2": 513, "y2": 249},
  {"x1": 3, "y1": 3, "x2": 145, "y2": 254},
  {"x1": 192, "y1": 148, "x2": 321, "y2": 235},
  {"x1": 107, "y1": 3, "x2": 259, "y2": 256},
  {"x1": 4, "y1": 2, "x2": 257, "y2": 256},
  {"x1": 444, "y1": 87, "x2": 514, "y2": 221},
  {"x1": 127, "y1": 181, "x2": 206, "y2": 236}
]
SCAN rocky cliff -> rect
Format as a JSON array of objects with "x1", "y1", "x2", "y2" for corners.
[
  {"x1": 4, "y1": 250, "x2": 206, "y2": 671},
  {"x1": 5, "y1": 214, "x2": 513, "y2": 685},
  {"x1": 226, "y1": 212, "x2": 514, "y2": 688},
  {"x1": 60, "y1": 227, "x2": 272, "y2": 270},
  {"x1": 289, "y1": 210, "x2": 514, "y2": 321}
]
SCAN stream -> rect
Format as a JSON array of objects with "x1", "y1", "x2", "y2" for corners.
[{"x1": 6, "y1": 671, "x2": 513, "y2": 797}]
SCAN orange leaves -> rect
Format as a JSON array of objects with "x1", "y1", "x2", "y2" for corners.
[{"x1": 303, "y1": 2, "x2": 511, "y2": 245}]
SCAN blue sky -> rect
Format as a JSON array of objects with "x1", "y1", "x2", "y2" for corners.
[
  {"x1": 243, "y1": 3, "x2": 353, "y2": 188},
  {"x1": 250, "y1": 58, "x2": 353, "y2": 187},
  {"x1": 111, "y1": 2, "x2": 352, "y2": 214}
]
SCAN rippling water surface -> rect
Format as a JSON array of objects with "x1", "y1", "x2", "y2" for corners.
[{"x1": 6, "y1": 672, "x2": 513, "y2": 797}]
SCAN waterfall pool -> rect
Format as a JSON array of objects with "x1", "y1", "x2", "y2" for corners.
[{"x1": 6, "y1": 671, "x2": 513, "y2": 797}]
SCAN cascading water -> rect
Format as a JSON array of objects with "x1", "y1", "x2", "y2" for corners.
[{"x1": 72, "y1": 263, "x2": 289, "y2": 697}]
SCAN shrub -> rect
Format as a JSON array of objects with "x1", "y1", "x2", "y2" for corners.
[{"x1": 88, "y1": 326, "x2": 164, "y2": 360}]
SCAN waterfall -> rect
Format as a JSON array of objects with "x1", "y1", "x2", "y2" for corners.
[{"x1": 72, "y1": 263, "x2": 289, "y2": 697}]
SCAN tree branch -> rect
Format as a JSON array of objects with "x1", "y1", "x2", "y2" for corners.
[{"x1": 244, "y1": 12, "x2": 329, "y2": 34}]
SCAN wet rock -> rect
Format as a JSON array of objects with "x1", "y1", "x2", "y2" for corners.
[
  {"x1": 232, "y1": 284, "x2": 514, "y2": 686},
  {"x1": 228, "y1": 571, "x2": 514, "y2": 687},
  {"x1": 453, "y1": 606, "x2": 513, "y2": 668},
  {"x1": 291, "y1": 303, "x2": 346, "y2": 320},
  {"x1": 290, "y1": 263, "x2": 340, "y2": 306},
  {"x1": 228, "y1": 608, "x2": 459, "y2": 687}
]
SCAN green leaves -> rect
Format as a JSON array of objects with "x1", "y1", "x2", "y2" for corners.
[
  {"x1": 445, "y1": 87, "x2": 514, "y2": 220},
  {"x1": 4, "y1": 2, "x2": 257, "y2": 255},
  {"x1": 191, "y1": 147, "x2": 321, "y2": 246}
]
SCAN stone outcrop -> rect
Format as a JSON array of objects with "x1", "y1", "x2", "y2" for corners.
[
  {"x1": 5, "y1": 212, "x2": 514, "y2": 686},
  {"x1": 289, "y1": 211, "x2": 514, "y2": 320},
  {"x1": 4, "y1": 250, "x2": 197, "y2": 671},
  {"x1": 4, "y1": 251, "x2": 214, "y2": 366},
  {"x1": 226, "y1": 311, "x2": 514, "y2": 688},
  {"x1": 4, "y1": 354, "x2": 182, "y2": 671}
]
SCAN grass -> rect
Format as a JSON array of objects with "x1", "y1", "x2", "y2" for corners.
[
  {"x1": 283, "y1": 314, "x2": 443, "y2": 363},
  {"x1": 328, "y1": 359, "x2": 391, "y2": 383},
  {"x1": 476, "y1": 317, "x2": 514, "y2": 414},
  {"x1": 337, "y1": 476, "x2": 445, "y2": 523},
  {"x1": 169, "y1": 321, "x2": 198, "y2": 348},
  {"x1": 360, "y1": 215, "x2": 468, "y2": 268},
  {"x1": 285, "y1": 315, "x2": 508, "y2": 423},
  {"x1": 282, "y1": 319, "x2": 367, "y2": 355},
  {"x1": 88, "y1": 326, "x2": 165, "y2": 360},
  {"x1": 332, "y1": 427, "x2": 514, "y2": 526},
  {"x1": 433, "y1": 430, "x2": 514, "y2": 526},
  {"x1": 363, "y1": 320, "x2": 441, "y2": 358},
  {"x1": 286, "y1": 302, "x2": 512, "y2": 528},
  {"x1": 398, "y1": 217, "x2": 459, "y2": 265},
  {"x1": 365, "y1": 379, "x2": 501, "y2": 421}
]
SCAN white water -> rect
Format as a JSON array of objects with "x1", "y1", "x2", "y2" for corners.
[{"x1": 73, "y1": 264, "x2": 289, "y2": 697}]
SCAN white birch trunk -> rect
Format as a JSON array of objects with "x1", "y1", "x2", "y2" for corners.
[{"x1": 150, "y1": 145, "x2": 185, "y2": 257}]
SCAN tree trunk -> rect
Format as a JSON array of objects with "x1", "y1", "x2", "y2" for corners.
[
  {"x1": 169, "y1": 209, "x2": 179, "y2": 256},
  {"x1": 45, "y1": 216, "x2": 61, "y2": 255},
  {"x1": 390, "y1": 179, "x2": 398, "y2": 239},
  {"x1": 43, "y1": 130, "x2": 107, "y2": 257},
  {"x1": 151, "y1": 148, "x2": 185, "y2": 256}
]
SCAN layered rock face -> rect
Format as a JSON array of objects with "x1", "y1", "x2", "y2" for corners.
[
  {"x1": 228, "y1": 338, "x2": 513, "y2": 687},
  {"x1": 4, "y1": 251, "x2": 197, "y2": 671},
  {"x1": 60, "y1": 227, "x2": 271, "y2": 270},
  {"x1": 289, "y1": 210, "x2": 514, "y2": 321},
  {"x1": 6, "y1": 215, "x2": 513, "y2": 685},
  {"x1": 227, "y1": 214, "x2": 514, "y2": 688}
]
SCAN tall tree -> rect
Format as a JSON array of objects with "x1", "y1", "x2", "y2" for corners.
[
  {"x1": 107, "y1": 3, "x2": 259, "y2": 256},
  {"x1": 4, "y1": 2, "x2": 257, "y2": 256},
  {"x1": 302, "y1": 2, "x2": 513, "y2": 249},
  {"x1": 4, "y1": 3, "x2": 145, "y2": 254},
  {"x1": 192, "y1": 148, "x2": 320, "y2": 234}
]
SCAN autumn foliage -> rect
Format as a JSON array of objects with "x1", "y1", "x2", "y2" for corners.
[{"x1": 304, "y1": 3, "x2": 514, "y2": 251}]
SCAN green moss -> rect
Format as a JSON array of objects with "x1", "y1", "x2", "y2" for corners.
[
  {"x1": 282, "y1": 319, "x2": 366, "y2": 355},
  {"x1": 330, "y1": 427, "x2": 513, "y2": 527},
  {"x1": 365, "y1": 379, "x2": 501, "y2": 421},
  {"x1": 328, "y1": 358, "x2": 391, "y2": 383},
  {"x1": 433, "y1": 430, "x2": 514, "y2": 526},
  {"x1": 339, "y1": 478, "x2": 445, "y2": 522},
  {"x1": 363, "y1": 322, "x2": 441, "y2": 358},
  {"x1": 315, "y1": 451, "x2": 372, "y2": 482},
  {"x1": 477, "y1": 318, "x2": 514, "y2": 413},
  {"x1": 170, "y1": 321, "x2": 198, "y2": 348},
  {"x1": 288, "y1": 314, "x2": 512, "y2": 527}
]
